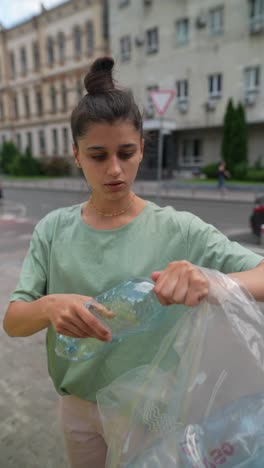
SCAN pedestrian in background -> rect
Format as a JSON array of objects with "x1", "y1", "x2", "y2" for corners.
[
  {"x1": 3, "y1": 57, "x2": 264, "y2": 468},
  {"x1": 217, "y1": 160, "x2": 230, "y2": 191}
]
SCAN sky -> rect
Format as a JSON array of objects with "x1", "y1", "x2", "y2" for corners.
[{"x1": 0, "y1": 0, "x2": 64, "y2": 28}]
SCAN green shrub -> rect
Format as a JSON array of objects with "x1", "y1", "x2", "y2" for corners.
[
  {"x1": 8, "y1": 146, "x2": 42, "y2": 176},
  {"x1": 246, "y1": 169, "x2": 264, "y2": 182},
  {"x1": 0, "y1": 141, "x2": 20, "y2": 174},
  {"x1": 40, "y1": 156, "x2": 71, "y2": 176},
  {"x1": 202, "y1": 162, "x2": 219, "y2": 179},
  {"x1": 232, "y1": 162, "x2": 248, "y2": 181}
]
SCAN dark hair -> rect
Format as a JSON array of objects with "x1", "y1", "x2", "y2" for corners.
[{"x1": 71, "y1": 57, "x2": 143, "y2": 146}]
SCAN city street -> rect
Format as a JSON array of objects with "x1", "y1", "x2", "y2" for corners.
[
  {"x1": 2, "y1": 185, "x2": 260, "y2": 246},
  {"x1": 0, "y1": 187, "x2": 263, "y2": 467}
]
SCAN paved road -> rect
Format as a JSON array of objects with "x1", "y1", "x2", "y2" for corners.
[
  {"x1": 0, "y1": 215, "x2": 69, "y2": 468},
  {"x1": 2, "y1": 186, "x2": 262, "y2": 254}
]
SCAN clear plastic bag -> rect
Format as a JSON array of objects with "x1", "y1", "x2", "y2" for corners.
[
  {"x1": 55, "y1": 278, "x2": 166, "y2": 361},
  {"x1": 96, "y1": 269, "x2": 264, "y2": 467}
]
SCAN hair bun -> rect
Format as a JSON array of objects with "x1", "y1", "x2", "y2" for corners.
[{"x1": 84, "y1": 56, "x2": 115, "y2": 95}]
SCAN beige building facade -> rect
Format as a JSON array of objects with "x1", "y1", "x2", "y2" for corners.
[
  {"x1": 109, "y1": 0, "x2": 264, "y2": 175},
  {"x1": 0, "y1": 0, "x2": 108, "y2": 161}
]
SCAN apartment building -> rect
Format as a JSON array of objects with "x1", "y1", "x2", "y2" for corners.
[
  {"x1": 109, "y1": 0, "x2": 264, "y2": 175},
  {"x1": 0, "y1": 0, "x2": 108, "y2": 160}
]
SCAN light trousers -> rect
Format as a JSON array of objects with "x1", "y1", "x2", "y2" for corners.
[{"x1": 60, "y1": 395, "x2": 107, "y2": 468}]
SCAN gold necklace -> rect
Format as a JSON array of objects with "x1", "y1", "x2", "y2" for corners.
[{"x1": 89, "y1": 193, "x2": 136, "y2": 217}]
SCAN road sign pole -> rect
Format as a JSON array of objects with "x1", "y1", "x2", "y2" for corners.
[
  {"x1": 156, "y1": 117, "x2": 164, "y2": 204},
  {"x1": 149, "y1": 89, "x2": 176, "y2": 203},
  {"x1": 157, "y1": 117, "x2": 163, "y2": 182}
]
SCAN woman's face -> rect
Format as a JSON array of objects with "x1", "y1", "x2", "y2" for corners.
[{"x1": 73, "y1": 120, "x2": 144, "y2": 202}]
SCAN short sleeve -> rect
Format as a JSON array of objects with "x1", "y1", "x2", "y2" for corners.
[
  {"x1": 10, "y1": 226, "x2": 49, "y2": 303},
  {"x1": 187, "y1": 215, "x2": 263, "y2": 273}
]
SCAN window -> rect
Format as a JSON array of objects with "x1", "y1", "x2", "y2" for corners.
[
  {"x1": 50, "y1": 85, "x2": 57, "y2": 113},
  {"x1": 176, "y1": 80, "x2": 189, "y2": 102},
  {"x1": 120, "y1": 36, "x2": 131, "y2": 61},
  {"x1": 58, "y1": 32, "x2": 66, "y2": 63},
  {"x1": 26, "y1": 132, "x2": 32, "y2": 153},
  {"x1": 74, "y1": 26, "x2": 82, "y2": 57},
  {"x1": 23, "y1": 91, "x2": 30, "y2": 118},
  {"x1": 36, "y1": 89, "x2": 43, "y2": 117},
  {"x1": 76, "y1": 79, "x2": 83, "y2": 101},
  {"x1": 32, "y1": 41, "x2": 40, "y2": 71},
  {"x1": 182, "y1": 139, "x2": 202, "y2": 165},
  {"x1": 86, "y1": 21, "x2": 94, "y2": 53},
  {"x1": 145, "y1": 85, "x2": 159, "y2": 117},
  {"x1": 209, "y1": 6, "x2": 224, "y2": 36},
  {"x1": 61, "y1": 82, "x2": 68, "y2": 112},
  {"x1": 208, "y1": 73, "x2": 222, "y2": 98},
  {"x1": 244, "y1": 66, "x2": 261, "y2": 92},
  {"x1": 62, "y1": 127, "x2": 69, "y2": 153},
  {"x1": 38, "y1": 129, "x2": 46, "y2": 154},
  {"x1": 9, "y1": 51, "x2": 16, "y2": 78},
  {"x1": 52, "y1": 128, "x2": 58, "y2": 154},
  {"x1": 13, "y1": 94, "x2": 19, "y2": 119},
  {"x1": 176, "y1": 18, "x2": 189, "y2": 45},
  {"x1": 0, "y1": 96, "x2": 4, "y2": 120},
  {"x1": 15, "y1": 133, "x2": 21, "y2": 152},
  {"x1": 146, "y1": 27, "x2": 159, "y2": 54},
  {"x1": 47, "y1": 37, "x2": 55, "y2": 65},
  {"x1": 20, "y1": 47, "x2": 27, "y2": 75},
  {"x1": 249, "y1": 0, "x2": 264, "y2": 19}
]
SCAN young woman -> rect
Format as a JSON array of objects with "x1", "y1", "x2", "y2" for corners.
[{"x1": 3, "y1": 57, "x2": 264, "y2": 468}]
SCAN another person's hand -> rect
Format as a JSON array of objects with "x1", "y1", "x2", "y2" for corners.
[
  {"x1": 151, "y1": 261, "x2": 209, "y2": 307},
  {"x1": 40, "y1": 294, "x2": 114, "y2": 341}
]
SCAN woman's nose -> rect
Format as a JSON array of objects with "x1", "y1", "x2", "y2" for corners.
[{"x1": 107, "y1": 156, "x2": 122, "y2": 176}]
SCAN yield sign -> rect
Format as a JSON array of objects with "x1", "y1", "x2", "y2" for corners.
[{"x1": 149, "y1": 90, "x2": 176, "y2": 116}]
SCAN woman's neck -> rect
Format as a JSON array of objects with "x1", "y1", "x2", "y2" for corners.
[{"x1": 81, "y1": 195, "x2": 146, "y2": 230}]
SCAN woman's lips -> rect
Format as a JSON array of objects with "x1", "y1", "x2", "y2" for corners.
[{"x1": 105, "y1": 182, "x2": 125, "y2": 191}]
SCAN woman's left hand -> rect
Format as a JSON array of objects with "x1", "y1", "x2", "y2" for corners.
[{"x1": 151, "y1": 261, "x2": 209, "y2": 307}]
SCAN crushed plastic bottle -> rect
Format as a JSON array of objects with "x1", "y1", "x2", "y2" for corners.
[
  {"x1": 178, "y1": 392, "x2": 264, "y2": 467},
  {"x1": 55, "y1": 277, "x2": 166, "y2": 362}
]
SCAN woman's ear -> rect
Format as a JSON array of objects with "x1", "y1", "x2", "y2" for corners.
[
  {"x1": 140, "y1": 138, "x2": 145, "y2": 161},
  {"x1": 72, "y1": 143, "x2": 81, "y2": 168}
]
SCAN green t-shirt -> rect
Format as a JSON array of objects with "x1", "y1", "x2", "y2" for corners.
[{"x1": 10, "y1": 201, "x2": 263, "y2": 402}]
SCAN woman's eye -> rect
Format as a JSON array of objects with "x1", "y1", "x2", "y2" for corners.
[
  {"x1": 119, "y1": 152, "x2": 134, "y2": 159},
  {"x1": 91, "y1": 154, "x2": 106, "y2": 161}
]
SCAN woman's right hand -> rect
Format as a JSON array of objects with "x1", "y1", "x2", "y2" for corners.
[{"x1": 40, "y1": 294, "x2": 115, "y2": 341}]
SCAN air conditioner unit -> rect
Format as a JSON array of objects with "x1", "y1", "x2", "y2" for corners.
[
  {"x1": 196, "y1": 14, "x2": 207, "y2": 28},
  {"x1": 250, "y1": 20, "x2": 264, "y2": 34},
  {"x1": 177, "y1": 101, "x2": 188, "y2": 113},
  {"x1": 135, "y1": 35, "x2": 145, "y2": 47},
  {"x1": 118, "y1": 0, "x2": 129, "y2": 7},
  {"x1": 244, "y1": 92, "x2": 257, "y2": 106},
  {"x1": 204, "y1": 100, "x2": 216, "y2": 111}
]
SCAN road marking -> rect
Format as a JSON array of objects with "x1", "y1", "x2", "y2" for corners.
[{"x1": 0, "y1": 199, "x2": 27, "y2": 218}]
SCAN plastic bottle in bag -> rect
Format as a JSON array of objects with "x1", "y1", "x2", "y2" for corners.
[
  {"x1": 178, "y1": 392, "x2": 264, "y2": 468},
  {"x1": 55, "y1": 277, "x2": 165, "y2": 362}
]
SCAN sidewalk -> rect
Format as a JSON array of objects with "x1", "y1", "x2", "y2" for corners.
[{"x1": 2, "y1": 177, "x2": 264, "y2": 203}]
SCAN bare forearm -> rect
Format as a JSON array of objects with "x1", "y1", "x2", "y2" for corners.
[
  {"x1": 3, "y1": 298, "x2": 50, "y2": 337},
  {"x1": 228, "y1": 261, "x2": 264, "y2": 302}
]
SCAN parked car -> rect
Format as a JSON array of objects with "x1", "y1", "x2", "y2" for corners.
[{"x1": 250, "y1": 196, "x2": 264, "y2": 236}]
